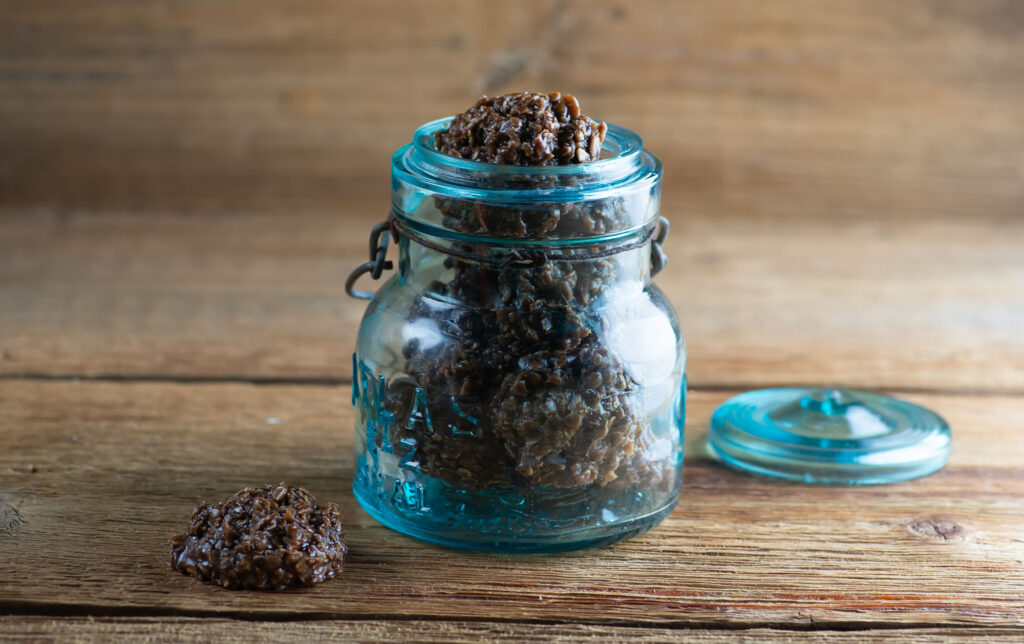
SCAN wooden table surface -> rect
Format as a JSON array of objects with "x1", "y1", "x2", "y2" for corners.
[{"x1": 2, "y1": 1, "x2": 1023, "y2": 641}]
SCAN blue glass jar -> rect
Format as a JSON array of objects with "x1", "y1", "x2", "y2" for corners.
[{"x1": 349, "y1": 118, "x2": 685, "y2": 552}]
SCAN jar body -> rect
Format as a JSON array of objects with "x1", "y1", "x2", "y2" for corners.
[{"x1": 351, "y1": 120, "x2": 685, "y2": 552}]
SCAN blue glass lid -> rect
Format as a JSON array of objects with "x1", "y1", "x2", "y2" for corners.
[{"x1": 708, "y1": 388, "x2": 951, "y2": 485}]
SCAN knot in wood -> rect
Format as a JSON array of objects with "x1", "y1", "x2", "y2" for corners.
[
  {"x1": 907, "y1": 516, "x2": 966, "y2": 542},
  {"x1": 0, "y1": 501, "x2": 25, "y2": 537}
]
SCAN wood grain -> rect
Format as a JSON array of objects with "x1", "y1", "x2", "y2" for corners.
[
  {"x1": 1, "y1": 0, "x2": 1021, "y2": 221},
  {"x1": 1, "y1": 380, "x2": 1022, "y2": 628},
  {"x1": 2, "y1": 617, "x2": 1023, "y2": 643},
  {"x1": 1, "y1": 2, "x2": 1022, "y2": 637},
  {"x1": 2, "y1": 211, "x2": 1021, "y2": 391}
]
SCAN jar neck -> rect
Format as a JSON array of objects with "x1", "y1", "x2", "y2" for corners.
[
  {"x1": 397, "y1": 235, "x2": 652, "y2": 305},
  {"x1": 393, "y1": 212, "x2": 658, "y2": 266}
]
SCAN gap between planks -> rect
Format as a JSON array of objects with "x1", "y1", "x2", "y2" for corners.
[
  {"x1": 0, "y1": 602, "x2": 1018, "y2": 635},
  {"x1": 0, "y1": 371, "x2": 1021, "y2": 398},
  {"x1": 4, "y1": 618, "x2": 1024, "y2": 644}
]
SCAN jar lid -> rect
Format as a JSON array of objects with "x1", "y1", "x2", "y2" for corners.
[{"x1": 707, "y1": 388, "x2": 951, "y2": 485}]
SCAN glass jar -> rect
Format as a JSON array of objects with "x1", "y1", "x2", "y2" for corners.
[{"x1": 348, "y1": 118, "x2": 685, "y2": 552}]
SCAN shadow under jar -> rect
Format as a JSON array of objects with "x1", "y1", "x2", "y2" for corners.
[{"x1": 349, "y1": 118, "x2": 685, "y2": 552}]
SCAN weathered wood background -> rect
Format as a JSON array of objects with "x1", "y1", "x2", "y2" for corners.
[
  {"x1": 1, "y1": 1, "x2": 1022, "y2": 641},
  {"x1": 2, "y1": 0, "x2": 1022, "y2": 221}
]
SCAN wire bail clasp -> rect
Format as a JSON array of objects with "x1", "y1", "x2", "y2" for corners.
[
  {"x1": 650, "y1": 216, "x2": 670, "y2": 276},
  {"x1": 345, "y1": 218, "x2": 395, "y2": 300}
]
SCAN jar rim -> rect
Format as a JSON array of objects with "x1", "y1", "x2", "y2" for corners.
[
  {"x1": 412, "y1": 117, "x2": 645, "y2": 177},
  {"x1": 389, "y1": 118, "x2": 663, "y2": 245},
  {"x1": 392, "y1": 118, "x2": 662, "y2": 205}
]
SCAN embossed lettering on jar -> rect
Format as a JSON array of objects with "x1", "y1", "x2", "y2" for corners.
[{"x1": 348, "y1": 117, "x2": 685, "y2": 552}]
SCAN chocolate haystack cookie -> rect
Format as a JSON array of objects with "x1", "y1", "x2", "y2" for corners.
[
  {"x1": 435, "y1": 91, "x2": 608, "y2": 165},
  {"x1": 170, "y1": 484, "x2": 346, "y2": 590},
  {"x1": 380, "y1": 93, "x2": 663, "y2": 493}
]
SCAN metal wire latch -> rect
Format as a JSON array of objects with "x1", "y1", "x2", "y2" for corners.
[
  {"x1": 345, "y1": 220, "x2": 394, "y2": 300},
  {"x1": 346, "y1": 213, "x2": 671, "y2": 300},
  {"x1": 650, "y1": 216, "x2": 670, "y2": 276}
]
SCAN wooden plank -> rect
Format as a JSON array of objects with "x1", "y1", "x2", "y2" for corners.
[
  {"x1": 1, "y1": 1, "x2": 1021, "y2": 220},
  {"x1": 2, "y1": 211, "x2": 1022, "y2": 390},
  {"x1": 1, "y1": 380, "x2": 1022, "y2": 627},
  {"x1": 2, "y1": 617, "x2": 1023, "y2": 643}
]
